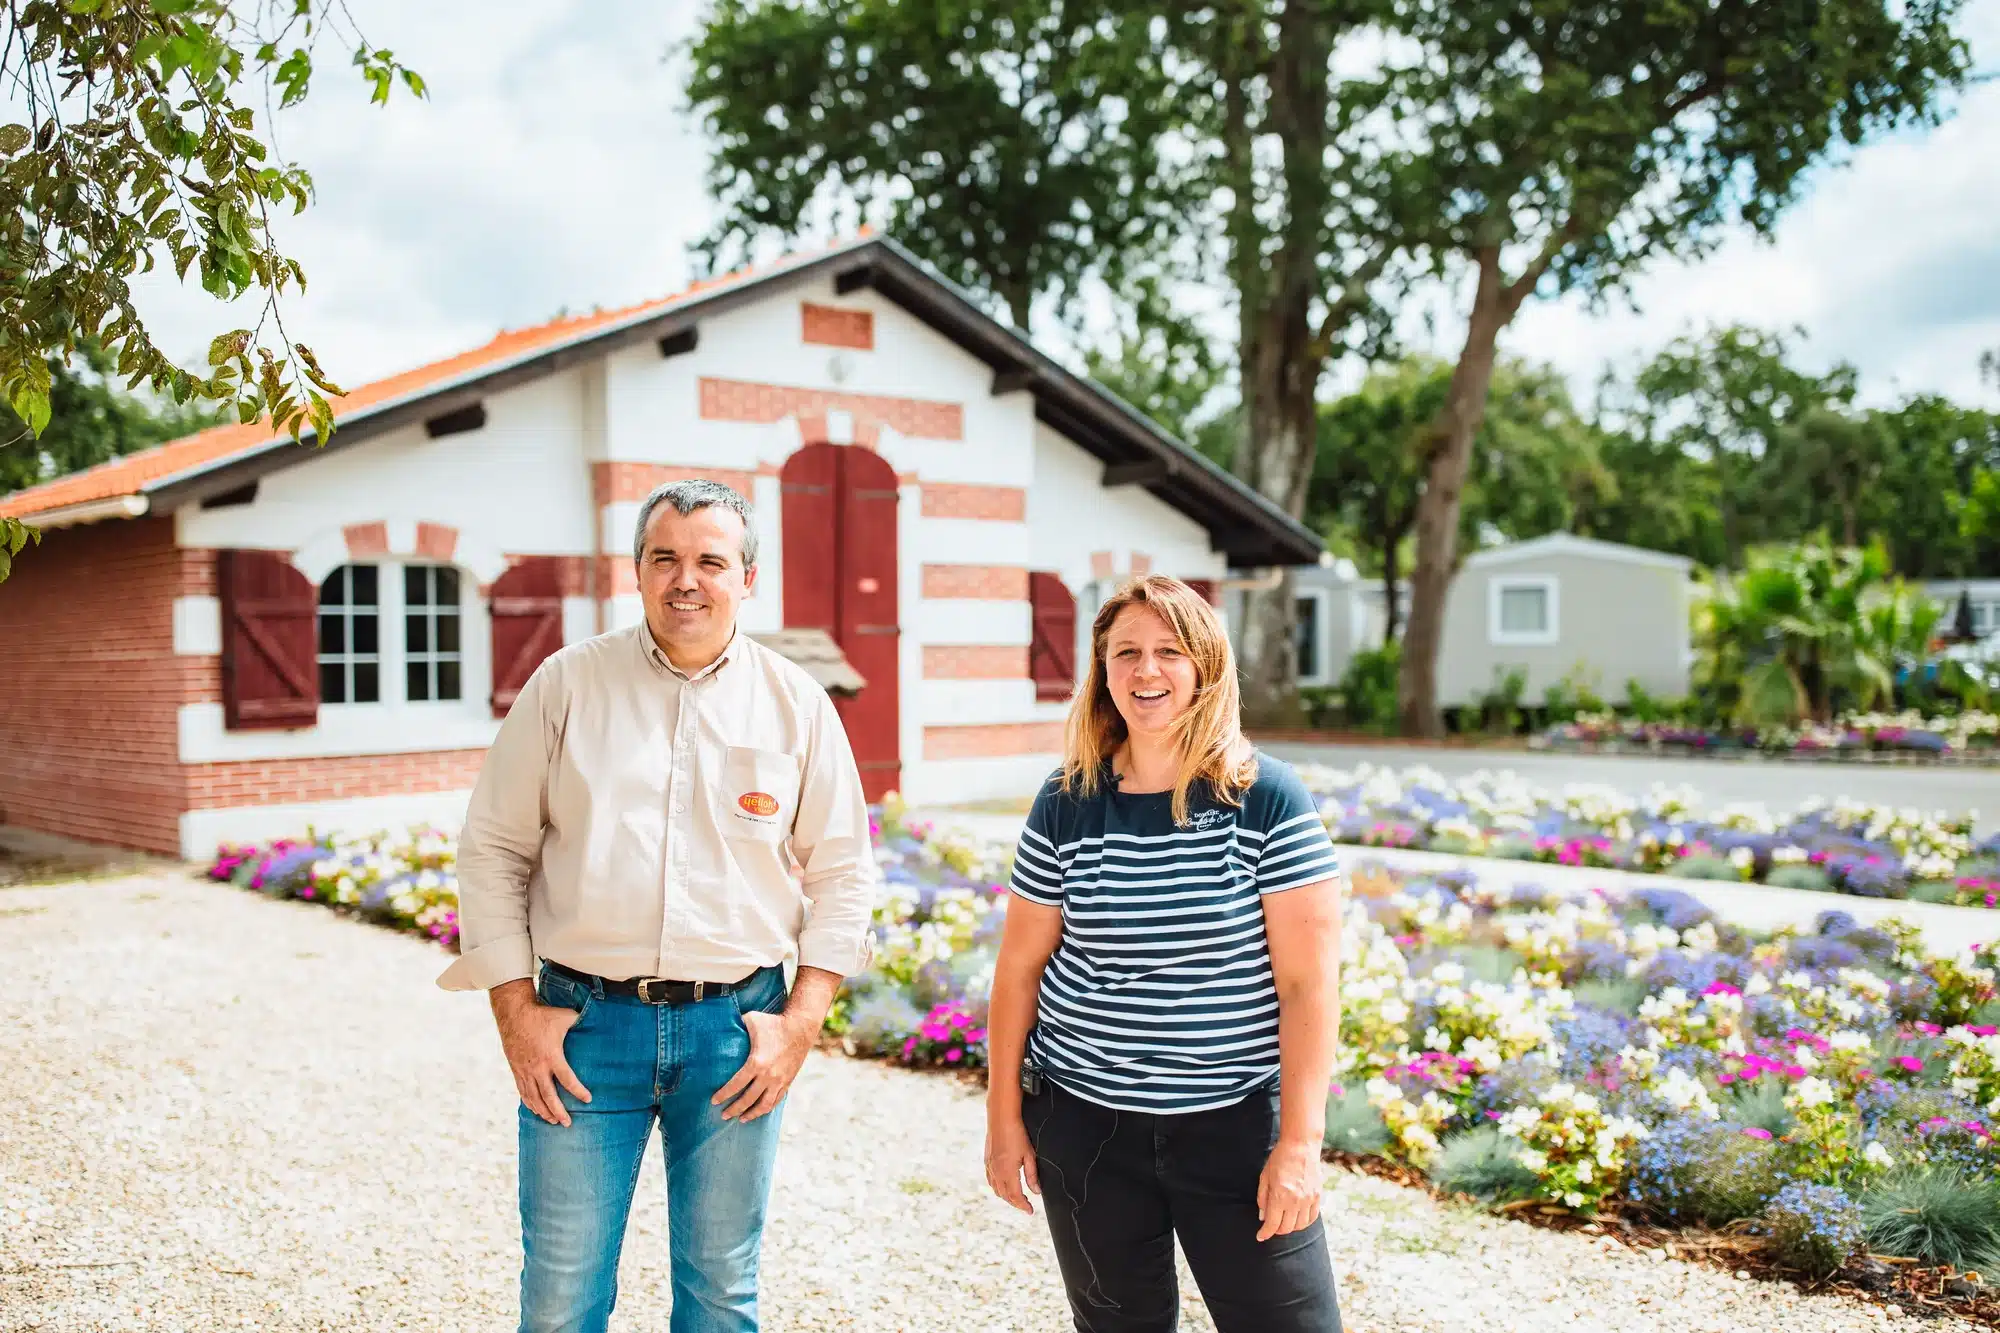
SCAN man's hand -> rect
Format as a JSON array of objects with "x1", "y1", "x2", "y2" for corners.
[
  {"x1": 984, "y1": 1115, "x2": 1041, "y2": 1214},
  {"x1": 713, "y1": 1009, "x2": 816, "y2": 1123},
  {"x1": 491, "y1": 979, "x2": 590, "y2": 1128},
  {"x1": 1256, "y1": 1137, "x2": 1325, "y2": 1242}
]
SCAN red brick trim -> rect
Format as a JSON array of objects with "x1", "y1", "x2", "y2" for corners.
[
  {"x1": 1129, "y1": 552, "x2": 1153, "y2": 576},
  {"x1": 923, "y1": 721, "x2": 1065, "y2": 761},
  {"x1": 344, "y1": 522, "x2": 389, "y2": 560},
  {"x1": 1090, "y1": 550, "x2": 1114, "y2": 579},
  {"x1": 187, "y1": 749, "x2": 489, "y2": 810},
  {"x1": 922, "y1": 564, "x2": 1029, "y2": 600},
  {"x1": 700, "y1": 377, "x2": 962, "y2": 441},
  {"x1": 495, "y1": 555, "x2": 593, "y2": 597},
  {"x1": 921, "y1": 484, "x2": 1026, "y2": 522},
  {"x1": 177, "y1": 548, "x2": 218, "y2": 597},
  {"x1": 922, "y1": 645, "x2": 1029, "y2": 680},
  {"x1": 594, "y1": 462, "x2": 759, "y2": 507},
  {"x1": 801, "y1": 303, "x2": 874, "y2": 350},
  {"x1": 416, "y1": 522, "x2": 458, "y2": 563}
]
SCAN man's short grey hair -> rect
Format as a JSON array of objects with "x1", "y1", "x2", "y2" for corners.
[{"x1": 632, "y1": 479, "x2": 758, "y2": 569}]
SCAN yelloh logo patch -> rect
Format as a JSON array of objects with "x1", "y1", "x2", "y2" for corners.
[{"x1": 738, "y1": 791, "x2": 780, "y2": 817}]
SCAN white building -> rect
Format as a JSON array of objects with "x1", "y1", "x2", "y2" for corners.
[{"x1": 0, "y1": 236, "x2": 1320, "y2": 858}]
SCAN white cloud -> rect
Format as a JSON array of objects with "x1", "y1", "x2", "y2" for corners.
[{"x1": 118, "y1": 0, "x2": 2000, "y2": 414}]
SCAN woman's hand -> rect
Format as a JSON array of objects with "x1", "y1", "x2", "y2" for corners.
[
  {"x1": 985, "y1": 1115, "x2": 1042, "y2": 1214},
  {"x1": 1256, "y1": 1137, "x2": 1324, "y2": 1242}
]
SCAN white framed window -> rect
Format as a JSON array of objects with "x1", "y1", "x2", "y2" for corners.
[
  {"x1": 1295, "y1": 589, "x2": 1331, "y2": 686},
  {"x1": 1488, "y1": 574, "x2": 1560, "y2": 647},
  {"x1": 1975, "y1": 599, "x2": 1998, "y2": 636},
  {"x1": 319, "y1": 562, "x2": 468, "y2": 707}
]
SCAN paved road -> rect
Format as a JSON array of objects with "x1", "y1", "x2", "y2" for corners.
[{"x1": 1257, "y1": 742, "x2": 2000, "y2": 835}]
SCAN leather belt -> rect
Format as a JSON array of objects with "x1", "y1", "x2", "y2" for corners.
[{"x1": 545, "y1": 959, "x2": 755, "y2": 1006}]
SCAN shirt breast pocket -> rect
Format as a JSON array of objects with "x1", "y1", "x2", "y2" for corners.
[{"x1": 718, "y1": 745, "x2": 801, "y2": 844}]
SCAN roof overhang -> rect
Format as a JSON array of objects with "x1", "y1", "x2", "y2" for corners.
[
  {"x1": 15, "y1": 493, "x2": 150, "y2": 530},
  {"x1": 21, "y1": 237, "x2": 1322, "y2": 567}
]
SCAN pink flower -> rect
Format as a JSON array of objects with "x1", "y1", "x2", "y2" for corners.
[
  {"x1": 1897, "y1": 1056, "x2": 1924, "y2": 1073},
  {"x1": 1916, "y1": 1021, "x2": 1944, "y2": 1035},
  {"x1": 1740, "y1": 1127, "x2": 1773, "y2": 1140},
  {"x1": 1702, "y1": 982, "x2": 1743, "y2": 997},
  {"x1": 944, "y1": 1049, "x2": 963, "y2": 1063},
  {"x1": 1970, "y1": 1025, "x2": 1999, "y2": 1037},
  {"x1": 920, "y1": 1022, "x2": 951, "y2": 1041},
  {"x1": 1718, "y1": 1072, "x2": 1737, "y2": 1085},
  {"x1": 965, "y1": 1028, "x2": 988, "y2": 1044}
]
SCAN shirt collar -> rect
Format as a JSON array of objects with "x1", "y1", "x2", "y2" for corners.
[{"x1": 643, "y1": 623, "x2": 741, "y2": 683}]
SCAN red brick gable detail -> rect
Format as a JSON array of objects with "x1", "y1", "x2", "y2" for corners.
[
  {"x1": 920, "y1": 483, "x2": 1026, "y2": 521},
  {"x1": 801, "y1": 303, "x2": 874, "y2": 350},
  {"x1": 921, "y1": 564, "x2": 1029, "y2": 600},
  {"x1": 699, "y1": 377, "x2": 963, "y2": 441}
]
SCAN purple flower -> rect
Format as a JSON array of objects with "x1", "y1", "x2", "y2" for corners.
[{"x1": 1741, "y1": 1126, "x2": 1773, "y2": 1140}]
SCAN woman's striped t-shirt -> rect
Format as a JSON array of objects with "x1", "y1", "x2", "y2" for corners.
[{"x1": 1010, "y1": 753, "x2": 1341, "y2": 1114}]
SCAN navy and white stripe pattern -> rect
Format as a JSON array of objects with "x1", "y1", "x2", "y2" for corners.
[{"x1": 1010, "y1": 753, "x2": 1341, "y2": 1114}]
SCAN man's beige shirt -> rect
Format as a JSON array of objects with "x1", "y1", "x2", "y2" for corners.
[{"x1": 437, "y1": 624, "x2": 877, "y2": 991}]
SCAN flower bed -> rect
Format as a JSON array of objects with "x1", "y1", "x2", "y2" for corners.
[
  {"x1": 206, "y1": 802, "x2": 2000, "y2": 1284},
  {"x1": 1303, "y1": 762, "x2": 2000, "y2": 910},
  {"x1": 1537, "y1": 709, "x2": 2000, "y2": 764}
]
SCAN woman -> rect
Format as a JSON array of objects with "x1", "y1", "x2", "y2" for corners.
[{"x1": 984, "y1": 575, "x2": 1345, "y2": 1333}]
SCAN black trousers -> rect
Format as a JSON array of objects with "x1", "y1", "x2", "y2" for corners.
[{"x1": 1022, "y1": 1080, "x2": 1344, "y2": 1333}]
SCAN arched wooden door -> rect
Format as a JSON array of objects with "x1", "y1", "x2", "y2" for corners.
[{"x1": 781, "y1": 443, "x2": 902, "y2": 801}]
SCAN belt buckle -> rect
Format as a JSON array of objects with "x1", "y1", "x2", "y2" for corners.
[{"x1": 635, "y1": 978, "x2": 706, "y2": 1004}]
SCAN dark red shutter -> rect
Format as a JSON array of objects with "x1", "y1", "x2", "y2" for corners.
[
  {"x1": 220, "y1": 549, "x2": 320, "y2": 731},
  {"x1": 489, "y1": 558, "x2": 565, "y2": 717},
  {"x1": 1028, "y1": 571, "x2": 1078, "y2": 701},
  {"x1": 780, "y1": 443, "x2": 840, "y2": 633},
  {"x1": 1184, "y1": 578, "x2": 1219, "y2": 606}
]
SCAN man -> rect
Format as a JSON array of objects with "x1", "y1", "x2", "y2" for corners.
[{"x1": 439, "y1": 479, "x2": 877, "y2": 1333}]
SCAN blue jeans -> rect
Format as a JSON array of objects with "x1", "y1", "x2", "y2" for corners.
[{"x1": 519, "y1": 962, "x2": 789, "y2": 1333}]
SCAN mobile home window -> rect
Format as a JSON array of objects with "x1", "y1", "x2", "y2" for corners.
[
  {"x1": 1488, "y1": 575, "x2": 1559, "y2": 646},
  {"x1": 1295, "y1": 594, "x2": 1322, "y2": 683}
]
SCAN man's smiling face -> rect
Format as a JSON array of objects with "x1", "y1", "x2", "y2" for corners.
[{"x1": 636, "y1": 502, "x2": 757, "y2": 668}]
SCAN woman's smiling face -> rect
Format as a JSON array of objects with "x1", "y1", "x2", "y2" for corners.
[{"x1": 1104, "y1": 603, "x2": 1198, "y2": 740}]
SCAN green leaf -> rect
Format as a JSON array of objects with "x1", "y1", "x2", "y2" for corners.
[
  {"x1": 401, "y1": 69, "x2": 428, "y2": 99},
  {"x1": 0, "y1": 125, "x2": 29, "y2": 156},
  {"x1": 207, "y1": 328, "x2": 252, "y2": 367}
]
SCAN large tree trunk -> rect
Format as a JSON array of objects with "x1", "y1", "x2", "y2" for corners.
[
  {"x1": 1224, "y1": 0, "x2": 1335, "y2": 729},
  {"x1": 1235, "y1": 298, "x2": 1323, "y2": 726},
  {"x1": 1381, "y1": 543, "x2": 1401, "y2": 643},
  {"x1": 1397, "y1": 252, "x2": 1514, "y2": 737}
]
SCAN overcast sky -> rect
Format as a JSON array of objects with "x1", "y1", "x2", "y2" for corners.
[{"x1": 127, "y1": 0, "x2": 2000, "y2": 414}]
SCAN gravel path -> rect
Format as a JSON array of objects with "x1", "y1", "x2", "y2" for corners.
[{"x1": 0, "y1": 873, "x2": 1973, "y2": 1333}]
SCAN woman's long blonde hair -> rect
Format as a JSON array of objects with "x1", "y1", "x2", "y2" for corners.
[{"x1": 1059, "y1": 575, "x2": 1256, "y2": 824}]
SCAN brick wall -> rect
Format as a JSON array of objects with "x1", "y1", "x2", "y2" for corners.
[
  {"x1": 186, "y1": 750, "x2": 488, "y2": 809},
  {"x1": 699, "y1": 377, "x2": 964, "y2": 441},
  {"x1": 920, "y1": 483, "x2": 1027, "y2": 521},
  {"x1": 0, "y1": 518, "x2": 202, "y2": 853},
  {"x1": 923, "y1": 721, "x2": 1065, "y2": 760},
  {"x1": 594, "y1": 461, "x2": 762, "y2": 506},
  {"x1": 921, "y1": 564, "x2": 1029, "y2": 600},
  {"x1": 922, "y1": 645, "x2": 1029, "y2": 679}
]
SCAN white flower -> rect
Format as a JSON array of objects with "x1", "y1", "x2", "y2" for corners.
[
  {"x1": 1863, "y1": 1142, "x2": 1894, "y2": 1170},
  {"x1": 1791, "y1": 1077, "x2": 1836, "y2": 1110}
]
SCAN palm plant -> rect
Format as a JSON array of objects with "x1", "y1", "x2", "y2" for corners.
[{"x1": 1696, "y1": 541, "x2": 1938, "y2": 725}]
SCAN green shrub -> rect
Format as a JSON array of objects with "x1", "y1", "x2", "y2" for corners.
[
  {"x1": 1907, "y1": 879, "x2": 1961, "y2": 905},
  {"x1": 1430, "y1": 1126, "x2": 1539, "y2": 1202},
  {"x1": 1719, "y1": 1080, "x2": 1795, "y2": 1137},
  {"x1": 1335, "y1": 644, "x2": 1400, "y2": 733},
  {"x1": 1766, "y1": 864, "x2": 1833, "y2": 893},
  {"x1": 1622, "y1": 680, "x2": 1692, "y2": 724},
  {"x1": 1666, "y1": 854, "x2": 1741, "y2": 882},
  {"x1": 1470, "y1": 665, "x2": 1529, "y2": 736},
  {"x1": 1861, "y1": 1170, "x2": 2000, "y2": 1269},
  {"x1": 1542, "y1": 663, "x2": 1607, "y2": 724},
  {"x1": 1763, "y1": 1183, "x2": 1863, "y2": 1278},
  {"x1": 1488, "y1": 833, "x2": 1539, "y2": 861},
  {"x1": 1572, "y1": 977, "x2": 1649, "y2": 1016},
  {"x1": 1453, "y1": 945, "x2": 1529, "y2": 986},
  {"x1": 1298, "y1": 685, "x2": 1342, "y2": 729},
  {"x1": 1324, "y1": 1085, "x2": 1390, "y2": 1155}
]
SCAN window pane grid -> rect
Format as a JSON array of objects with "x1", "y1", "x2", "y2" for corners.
[
  {"x1": 1294, "y1": 595, "x2": 1320, "y2": 680},
  {"x1": 317, "y1": 564, "x2": 381, "y2": 704},
  {"x1": 404, "y1": 565, "x2": 463, "y2": 703}
]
